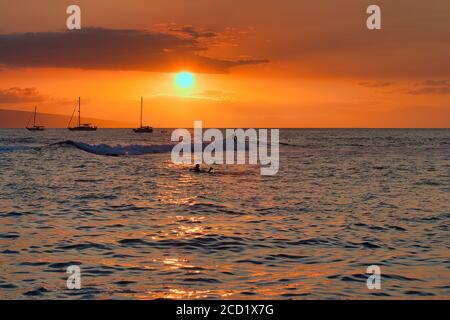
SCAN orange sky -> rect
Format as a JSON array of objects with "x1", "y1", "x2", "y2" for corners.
[{"x1": 0, "y1": 0, "x2": 449, "y2": 127}]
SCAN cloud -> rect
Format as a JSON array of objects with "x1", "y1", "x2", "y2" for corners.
[
  {"x1": 163, "y1": 24, "x2": 217, "y2": 40},
  {"x1": 408, "y1": 87, "x2": 450, "y2": 95},
  {"x1": 408, "y1": 80, "x2": 450, "y2": 95},
  {"x1": 358, "y1": 81, "x2": 393, "y2": 88},
  {"x1": 145, "y1": 89, "x2": 233, "y2": 102},
  {"x1": 0, "y1": 87, "x2": 47, "y2": 103},
  {"x1": 190, "y1": 90, "x2": 233, "y2": 101},
  {"x1": 0, "y1": 28, "x2": 267, "y2": 73},
  {"x1": 154, "y1": 23, "x2": 250, "y2": 50},
  {"x1": 420, "y1": 80, "x2": 449, "y2": 86}
]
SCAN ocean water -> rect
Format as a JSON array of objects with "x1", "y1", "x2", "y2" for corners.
[{"x1": 0, "y1": 128, "x2": 448, "y2": 299}]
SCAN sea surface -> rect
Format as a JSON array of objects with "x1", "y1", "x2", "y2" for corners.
[{"x1": 0, "y1": 129, "x2": 449, "y2": 299}]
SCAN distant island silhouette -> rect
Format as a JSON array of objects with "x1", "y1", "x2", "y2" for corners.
[{"x1": 0, "y1": 109, "x2": 133, "y2": 128}]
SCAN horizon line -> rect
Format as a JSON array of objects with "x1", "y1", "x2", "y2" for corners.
[{"x1": 0, "y1": 127, "x2": 449, "y2": 130}]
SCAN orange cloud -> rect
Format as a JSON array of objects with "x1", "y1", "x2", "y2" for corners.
[{"x1": 0, "y1": 87, "x2": 46, "y2": 103}]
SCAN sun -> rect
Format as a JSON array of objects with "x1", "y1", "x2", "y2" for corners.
[{"x1": 175, "y1": 72, "x2": 194, "y2": 89}]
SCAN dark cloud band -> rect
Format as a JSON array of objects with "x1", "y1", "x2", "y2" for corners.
[{"x1": 0, "y1": 28, "x2": 267, "y2": 73}]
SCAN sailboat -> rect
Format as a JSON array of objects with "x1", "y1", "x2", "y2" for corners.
[
  {"x1": 133, "y1": 96, "x2": 153, "y2": 133},
  {"x1": 68, "y1": 97, "x2": 97, "y2": 131},
  {"x1": 26, "y1": 106, "x2": 45, "y2": 131}
]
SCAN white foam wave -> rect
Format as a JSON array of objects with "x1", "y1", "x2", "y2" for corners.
[{"x1": 55, "y1": 140, "x2": 175, "y2": 156}]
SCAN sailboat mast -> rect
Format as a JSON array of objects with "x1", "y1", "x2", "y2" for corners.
[
  {"x1": 33, "y1": 106, "x2": 37, "y2": 127},
  {"x1": 140, "y1": 96, "x2": 143, "y2": 128},
  {"x1": 78, "y1": 97, "x2": 81, "y2": 127}
]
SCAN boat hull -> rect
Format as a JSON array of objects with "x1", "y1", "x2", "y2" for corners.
[
  {"x1": 133, "y1": 127, "x2": 153, "y2": 133},
  {"x1": 26, "y1": 126, "x2": 45, "y2": 131},
  {"x1": 68, "y1": 126, "x2": 97, "y2": 131}
]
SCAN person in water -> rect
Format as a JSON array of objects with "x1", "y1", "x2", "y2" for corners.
[{"x1": 189, "y1": 164, "x2": 213, "y2": 173}]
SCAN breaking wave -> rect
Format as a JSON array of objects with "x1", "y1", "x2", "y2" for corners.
[
  {"x1": 51, "y1": 140, "x2": 175, "y2": 156},
  {"x1": 2, "y1": 139, "x2": 254, "y2": 156}
]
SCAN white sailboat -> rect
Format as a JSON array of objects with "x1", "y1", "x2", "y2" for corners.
[
  {"x1": 133, "y1": 96, "x2": 153, "y2": 133},
  {"x1": 26, "y1": 106, "x2": 45, "y2": 131},
  {"x1": 68, "y1": 97, "x2": 97, "y2": 131}
]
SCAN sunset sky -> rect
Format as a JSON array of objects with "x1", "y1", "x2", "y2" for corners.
[{"x1": 0, "y1": 0, "x2": 449, "y2": 127}]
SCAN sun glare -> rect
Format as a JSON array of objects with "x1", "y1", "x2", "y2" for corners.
[{"x1": 175, "y1": 72, "x2": 194, "y2": 89}]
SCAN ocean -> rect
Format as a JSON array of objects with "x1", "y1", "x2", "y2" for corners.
[{"x1": 0, "y1": 129, "x2": 448, "y2": 299}]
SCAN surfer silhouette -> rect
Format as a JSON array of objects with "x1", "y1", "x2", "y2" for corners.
[
  {"x1": 190, "y1": 164, "x2": 201, "y2": 172},
  {"x1": 189, "y1": 164, "x2": 214, "y2": 173}
]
